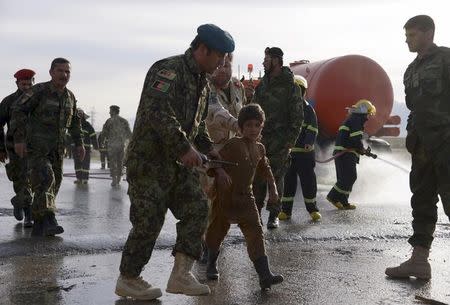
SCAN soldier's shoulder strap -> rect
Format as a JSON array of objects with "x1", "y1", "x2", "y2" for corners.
[{"x1": 17, "y1": 82, "x2": 47, "y2": 105}]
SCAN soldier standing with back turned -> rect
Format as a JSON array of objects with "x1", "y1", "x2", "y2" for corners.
[{"x1": 101, "y1": 105, "x2": 132, "y2": 186}]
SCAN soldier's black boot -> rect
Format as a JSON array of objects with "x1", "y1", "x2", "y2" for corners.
[
  {"x1": 253, "y1": 255, "x2": 283, "y2": 290},
  {"x1": 23, "y1": 207, "x2": 33, "y2": 228},
  {"x1": 12, "y1": 197, "x2": 24, "y2": 221},
  {"x1": 266, "y1": 212, "x2": 279, "y2": 229},
  {"x1": 31, "y1": 219, "x2": 44, "y2": 236},
  {"x1": 43, "y1": 213, "x2": 64, "y2": 236},
  {"x1": 206, "y1": 250, "x2": 219, "y2": 280}
]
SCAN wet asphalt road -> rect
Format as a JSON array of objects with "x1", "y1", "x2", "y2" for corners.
[{"x1": 0, "y1": 149, "x2": 449, "y2": 305}]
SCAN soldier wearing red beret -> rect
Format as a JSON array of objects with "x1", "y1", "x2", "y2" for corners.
[{"x1": 0, "y1": 69, "x2": 36, "y2": 227}]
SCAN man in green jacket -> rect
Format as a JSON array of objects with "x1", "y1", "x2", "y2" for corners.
[
  {"x1": 115, "y1": 24, "x2": 234, "y2": 300},
  {"x1": 252, "y1": 47, "x2": 304, "y2": 229},
  {"x1": 11, "y1": 58, "x2": 85, "y2": 237},
  {"x1": 385, "y1": 15, "x2": 450, "y2": 281},
  {"x1": 0, "y1": 69, "x2": 35, "y2": 227}
]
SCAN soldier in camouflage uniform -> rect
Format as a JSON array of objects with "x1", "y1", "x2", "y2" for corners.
[
  {"x1": 0, "y1": 69, "x2": 35, "y2": 227},
  {"x1": 73, "y1": 108, "x2": 98, "y2": 185},
  {"x1": 386, "y1": 15, "x2": 450, "y2": 281},
  {"x1": 11, "y1": 58, "x2": 85, "y2": 237},
  {"x1": 97, "y1": 131, "x2": 108, "y2": 169},
  {"x1": 252, "y1": 47, "x2": 304, "y2": 229},
  {"x1": 101, "y1": 105, "x2": 132, "y2": 186},
  {"x1": 115, "y1": 24, "x2": 234, "y2": 301}
]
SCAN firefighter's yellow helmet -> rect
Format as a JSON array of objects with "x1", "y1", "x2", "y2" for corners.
[
  {"x1": 348, "y1": 99, "x2": 376, "y2": 115},
  {"x1": 294, "y1": 75, "x2": 308, "y2": 97}
]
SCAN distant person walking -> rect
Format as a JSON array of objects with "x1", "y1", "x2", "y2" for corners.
[
  {"x1": 101, "y1": 105, "x2": 132, "y2": 186},
  {"x1": 385, "y1": 15, "x2": 450, "y2": 281}
]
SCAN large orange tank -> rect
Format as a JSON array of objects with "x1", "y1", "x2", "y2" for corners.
[{"x1": 290, "y1": 55, "x2": 398, "y2": 138}]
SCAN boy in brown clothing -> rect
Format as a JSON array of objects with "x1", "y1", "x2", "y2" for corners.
[{"x1": 205, "y1": 103, "x2": 283, "y2": 290}]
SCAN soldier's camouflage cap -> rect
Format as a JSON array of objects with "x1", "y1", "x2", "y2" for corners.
[{"x1": 197, "y1": 24, "x2": 235, "y2": 53}]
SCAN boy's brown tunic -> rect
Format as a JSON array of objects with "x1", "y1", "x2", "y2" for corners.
[{"x1": 206, "y1": 137, "x2": 275, "y2": 261}]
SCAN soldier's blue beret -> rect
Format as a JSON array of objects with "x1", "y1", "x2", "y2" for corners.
[{"x1": 197, "y1": 24, "x2": 235, "y2": 53}]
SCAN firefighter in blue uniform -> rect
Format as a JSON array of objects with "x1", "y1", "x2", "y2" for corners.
[
  {"x1": 326, "y1": 99, "x2": 376, "y2": 210},
  {"x1": 278, "y1": 75, "x2": 321, "y2": 222}
]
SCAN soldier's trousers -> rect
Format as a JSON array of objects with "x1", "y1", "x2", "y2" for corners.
[
  {"x1": 108, "y1": 146, "x2": 124, "y2": 178},
  {"x1": 5, "y1": 150, "x2": 32, "y2": 209},
  {"x1": 74, "y1": 147, "x2": 91, "y2": 180},
  {"x1": 28, "y1": 151, "x2": 63, "y2": 220},
  {"x1": 327, "y1": 152, "x2": 358, "y2": 205},
  {"x1": 253, "y1": 153, "x2": 290, "y2": 215},
  {"x1": 408, "y1": 142, "x2": 450, "y2": 249},
  {"x1": 282, "y1": 152, "x2": 318, "y2": 215},
  {"x1": 205, "y1": 200, "x2": 265, "y2": 261},
  {"x1": 119, "y1": 166, "x2": 208, "y2": 278},
  {"x1": 99, "y1": 149, "x2": 108, "y2": 168}
]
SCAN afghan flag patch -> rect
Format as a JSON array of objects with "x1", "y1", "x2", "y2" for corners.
[
  {"x1": 151, "y1": 80, "x2": 170, "y2": 93},
  {"x1": 157, "y1": 69, "x2": 176, "y2": 80}
]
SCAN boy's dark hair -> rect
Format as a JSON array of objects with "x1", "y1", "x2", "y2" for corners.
[
  {"x1": 404, "y1": 15, "x2": 435, "y2": 32},
  {"x1": 238, "y1": 103, "x2": 265, "y2": 129},
  {"x1": 50, "y1": 57, "x2": 70, "y2": 70}
]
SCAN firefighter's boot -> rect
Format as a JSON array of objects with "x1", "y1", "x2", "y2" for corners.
[
  {"x1": 166, "y1": 252, "x2": 210, "y2": 295},
  {"x1": 115, "y1": 275, "x2": 162, "y2": 300},
  {"x1": 253, "y1": 256, "x2": 284, "y2": 290},
  {"x1": 310, "y1": 211, "x2": 322, "y2": 222},
  {"x1": 206, "y1": 250, "x2": 219, "y2": 280},
  {"x1": 279, "y1": 200, "x2": 293, "y2": 220},
  {"x1": 385, "y1": 246, "x2": 431, "y2": 280}
]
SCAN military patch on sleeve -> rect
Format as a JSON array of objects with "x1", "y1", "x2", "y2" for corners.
[
  {"x1": 151, "y1": 80, "x2": 171, "y2": 93},
  {"x1": 156, "y1": 69, "x2": 176, "y2": 80}
]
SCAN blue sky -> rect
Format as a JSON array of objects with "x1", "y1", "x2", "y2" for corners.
[{"x1": 1, "y1": 0, "x2": 448, "y2": 130}]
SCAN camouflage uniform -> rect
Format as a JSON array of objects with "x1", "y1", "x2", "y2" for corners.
[
  {"x1": 119, "y1": 48, "x2": 214, "y2": 278},
  {"x1": 74, "y1": 119, "x2": 98, "y2": 181},
  {"x1": 11, "y1": 81, "x2": 83, "y2": 219},
  {"x1": 0, "y1": 90, "x2": 32, "y2": 210},
  {"x1": 205, "y1": 76, "x2": 245, "y2": 147},
  {"x1": 97, "y1": 131, "x2": 108, "y2": 169},
  {"x1": 252, "y1": 67, "x2": 304, "y2": 214},
  {"x1": 101, "y1": 115, "x2": 131, "y2": 181},
  {"x1": 404, "y1": 44, "x2": 450, "y2": 249}
]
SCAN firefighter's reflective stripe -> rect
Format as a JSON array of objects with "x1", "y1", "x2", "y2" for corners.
[
  {"x1": 291, "y1": 146, "x2": 314, "y2": 153},
  {"x1": 281, "y1": 196, "x2": 294, "y2": 202},
  {"x1": 334, "y1": 145, "x2": 358, "y2": 156},
  {"x1": 302, "y1": 122, "x2": 318, "y2": 133},
  {"x1": 339, "y1": 126, "x2": 350, "y2": 131},
  {"x1": 304, "y1": 197, "x2": 316, "y2": 203},
  {"x1": 350, "y1": 130, "x2": 364, "y2": 137},
  {"x1": 333, "y1": 184, "x2": 350, "y2": 195}
]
